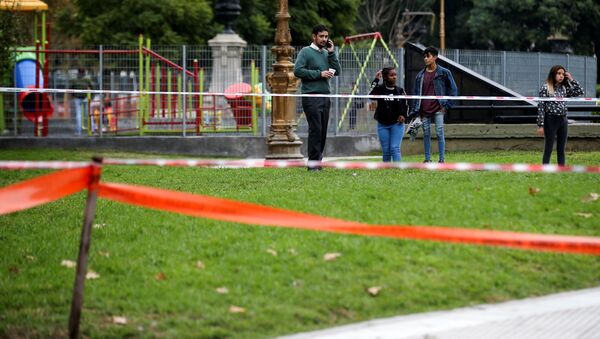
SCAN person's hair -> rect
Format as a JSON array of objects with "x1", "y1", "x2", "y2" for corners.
[
  {"x1": 545, "y1": 64, "x2": 566, "y2": 95},
  {"x1": 423, "y1": 46, "x2": 439, "y2": 57},
  {"x1": 312, "y1": 24, "x2": 329, "y2": 35},
  {"x1": 382, "y1": 67, "x2": 396, "y2": 81}
]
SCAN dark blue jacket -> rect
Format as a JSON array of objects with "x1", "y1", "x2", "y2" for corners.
[{"x1": 410, "y1": 65, "x2": 458, "y2": 116}]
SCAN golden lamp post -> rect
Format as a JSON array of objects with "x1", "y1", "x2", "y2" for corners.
[
  {"x1": 440, "y1": 0, "x2": 446, "y2": 50},
  {"x1": 266, "y1": 0, "x2": 303, "y2": 159}
]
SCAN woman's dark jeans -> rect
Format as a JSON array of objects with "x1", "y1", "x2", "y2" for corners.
[{"x1": 542, "y1": 114, "x2": 568, "y2": 165}]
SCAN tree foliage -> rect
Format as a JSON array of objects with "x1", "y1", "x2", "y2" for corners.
[
  {"x1": 57, "y1": 0, "x2": 217, "y2": 45},
  {"x1": 355, "y1": 0, "x2": 434, "y2": 47},
  {"x1": 0, "y1": 8, "x2": 27, "y2": 85},
  {"x1": 234, "y1": 0, "x2": 277, "y2": 45},
  {"x1": 54, "y1": 0, "x2": 361, "y2": 46},
  {"x1": 287, "y1": 0, "x2": 361, "y2": 45},
  {"x1": 464, "y1": 0, "x2": 600, "y2": 55}
]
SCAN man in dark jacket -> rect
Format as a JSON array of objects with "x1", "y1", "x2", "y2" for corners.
[{"x1": 409, "y1": 47, "x2": 457, "y2": 163}]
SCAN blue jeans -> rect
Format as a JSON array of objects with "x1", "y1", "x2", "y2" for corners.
[
  {"x1": 422, "y1": 112, "x2": 445, "y2": 162},
  {"x1": 377, "y1": 122, "x2": 405, "y2": 162}
]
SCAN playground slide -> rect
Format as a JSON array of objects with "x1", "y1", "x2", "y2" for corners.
[{"x1": 14, "y1": 54, "x2": 53, "y2": 123}]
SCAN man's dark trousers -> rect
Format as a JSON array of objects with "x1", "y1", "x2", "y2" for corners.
[{"x1": 302, "y1": 96, "x2": 330, "y2": 161}]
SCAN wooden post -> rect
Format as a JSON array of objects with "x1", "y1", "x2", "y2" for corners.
[{"x1": 68, "y1": 158, "x2": 102, "y2": 339}]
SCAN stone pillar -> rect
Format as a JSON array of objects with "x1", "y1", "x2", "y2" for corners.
[
  {"x1": 265, "y1": 0, "x2": 303, "y2": 159},
  {"x1": 208, "y1": 33, "x2": 247, "y2": 94}
]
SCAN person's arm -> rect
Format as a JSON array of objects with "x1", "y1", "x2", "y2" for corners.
[
  {"x1": 565, "y1": 77, "x2": 584, "y2": 97},
  {"x1": 327, "y1": 42, "x2": 341, "y2": 76},
  {"x1": 444, "y1": 69, "x2": 458, "y2": 110},
  {"x1": 408, "y1": 75, "x2": 420, "y2": 117},
  {"x1": 400, "y1": 88, "x2": 408, "y2": 116},
  {"x1": 537, "y1": 85, "x2": 548, "y2": 135},
  {"x1": 368, "y1": 71, "x2": 382, "y2": 98},
  {"x1": 398, "y1": 88, "x2": 407, "y2": 123},
  {"x1": 293, "y1": 49, "x2": 321, "y2": 80}
]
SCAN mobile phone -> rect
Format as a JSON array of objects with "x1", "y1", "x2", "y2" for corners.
[{"x1": 326, "y1": 39, "x2": 333, "y2": 48}]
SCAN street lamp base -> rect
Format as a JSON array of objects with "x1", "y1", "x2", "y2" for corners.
[{"x1": 265, "y1": 140, "x2": 303, "y2": 159}]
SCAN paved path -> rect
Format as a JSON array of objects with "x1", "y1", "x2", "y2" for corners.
[{"x1": 279, "y1": 286, "x2": 600, "y2": 339}]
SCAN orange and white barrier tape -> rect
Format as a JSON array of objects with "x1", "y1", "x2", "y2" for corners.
[
  {"x1": 0, "y1": 167, "x2": 93, "y2": 214},
  {"x1": 103, "y1": 158, "x2": 600, "y2": 174},
  {"x1": 1, "y1": 166, "x2": 600, "y2": 256},
  {"x1": 2, "y1": 159, "x2": 599, "y2": 174},
  {"x1": 97, "y1": 182, "x2": 600, "y2": 256},
  {"x1": 0, "y1": 161, "x2": 91, "y2": 170}
]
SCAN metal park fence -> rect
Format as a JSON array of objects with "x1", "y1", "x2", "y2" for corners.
[{"x1": 0, "y1": 44, "x2": 596, "y2": 137}]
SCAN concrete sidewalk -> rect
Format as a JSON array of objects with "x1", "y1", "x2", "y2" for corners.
[{"x1": 279, "y1": 286, "x2": 600, "y2": 339}]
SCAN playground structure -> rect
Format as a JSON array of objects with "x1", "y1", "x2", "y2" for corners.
[
  {"x1": 336, "y1": 32, "x2": 399, "y2": 132},
  {"x1": 1, "y1": 0, "x2": 268, "y2": 137},
  {"x1": 1, "y1": 0, "x2": 54, "y2": 136},
  {"x1": 11, "y1": 37, "x2": 268, "y2": 136},
  {"x1": 135, "y1": 37, "x2": 264, "y2": 135}
]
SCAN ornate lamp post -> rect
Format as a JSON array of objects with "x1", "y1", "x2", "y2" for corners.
[
  {"x1": 266, "y1": 0, "x2": 303, "y2": 159},
  {"x1": 440, "y1": 0, "x2": 445, "y2": 50},
  {"x1": 214, "y1": 0, "x2": 241, "y2": 34}
]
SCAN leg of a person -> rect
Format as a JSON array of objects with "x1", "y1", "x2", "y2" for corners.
[
  {"x1": 390, "y1": 122, "x2": 405, "y2": 162},
  {"x1": 555, "y1": 116, "x2": 569, "y2": 166},
  {"x1": 377, "y1": 122, "x2": 392, "y2": 162},
  {"x1": 320, "y1": 97, "x2": 331, "y2": 160},
  {"x1": 434, "y1": 112, "x2": 445, "y2": 162},
  {"x1": 73, "y1": 98, "x2": 82, "y2": 135},
  {"x1": 422, "y1": 116, "x2": 432, "y2": 161},
  {"x1": 303, "y1": 97, "x2": 323, "y2": 161},
  {"x1": 349, "y1": 104, "x2": 356, "y2": 130},
  {"x1": 542, "y1": 115, "x2": 558, "y2": 164}
]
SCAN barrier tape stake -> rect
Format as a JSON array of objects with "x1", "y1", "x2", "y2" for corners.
[{"x1": 68, "y1": 157, "x2": 103, "y2": 339}]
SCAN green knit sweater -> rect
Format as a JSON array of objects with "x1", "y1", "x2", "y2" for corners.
[{"x1": 293, "y1": 46, "x2": 341, "y2": 94}]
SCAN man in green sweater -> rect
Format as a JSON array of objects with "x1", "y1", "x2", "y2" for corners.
[{"x1": 294, "y1": 24, "x2": 341, "y2": 171}]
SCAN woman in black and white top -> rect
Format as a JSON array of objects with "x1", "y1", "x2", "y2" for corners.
[{"x1": 537, "y1": 65, "x2": 584, "y2": 165}]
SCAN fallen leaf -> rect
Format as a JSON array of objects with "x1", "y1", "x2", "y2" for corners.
[
  {"x1": 333, "y1": 308, "x2": 354, "y2": 319},
  {"x1": 98, "y1": 251, "x2": 110, "y2": 257},
  {"x1": 528, "y1": 187, "x2": 540, "y2": 196},
  {"x1": 195, "y1": 261, "x2": 205, "y2": 269},
  {"x1": 581, "y1": 193, "x2": 599, "y2": 203},
  {"x1": 575, "y1": 212, "x2": 593, "y2": 218},
  {"x1": 367, "y1": 286, "x2": 383, "y2": 296},
  {"x1": 61, "y1": 260, "x2": 76, "y2": 268},
  {"x1": 155, "y1": 272, "x2": 167, "y2": 281},
  {"x1": 25, "y1": 255, "x2": 36, "y2": 261},
  {"x1": 324, "y1": 253, "x2": 342, "y2": 261},
  {"x1": 86, "y1": 271, "x2": 100, "y2": 280},
  {"x1": 266, "y1": 248, "x2": 278, "y2": 256},
  {"x1": 8, "y1": 266, "x2": 19, "y2": 274},
  {"x1": 216, "y1": 287, "x2": 229, "y2": 294},
  {"x1": 112, "y1": 316, "x2": 128, "y2": 325},
  {"x1": 229, "y1": 305, "x2": 246, "y2": 313},
  {"x1": 93, "y1": 223, "x2": 106, "y2": 229},
  {"x1": 288, "y1": 248, "x2": 298, "y2": 255}
]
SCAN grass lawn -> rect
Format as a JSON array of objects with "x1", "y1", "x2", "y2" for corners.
[{"x1": 1, "y1": 149, "x2": 600, "y2": 338}]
